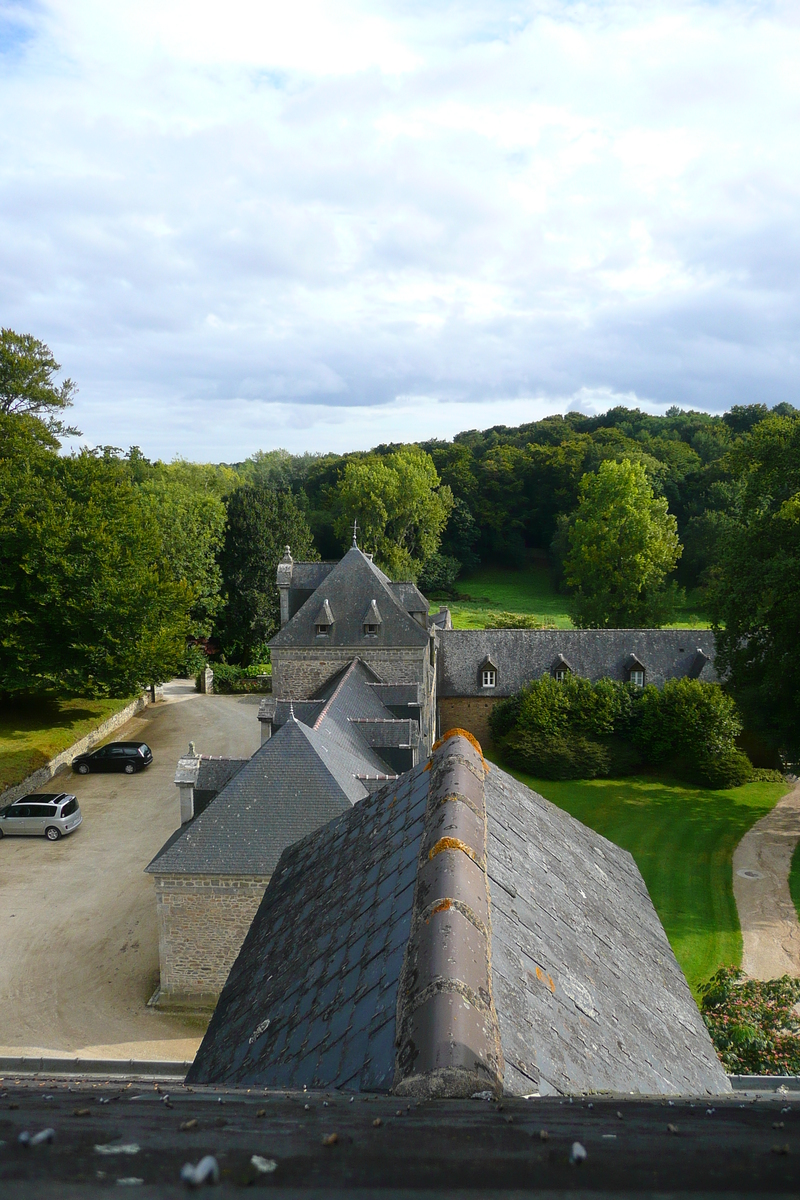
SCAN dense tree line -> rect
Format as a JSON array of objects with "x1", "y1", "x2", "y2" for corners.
[{"x1": 2, "y1": 329, "x2": 798, "y2": 764}]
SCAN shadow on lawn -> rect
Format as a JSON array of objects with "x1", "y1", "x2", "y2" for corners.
[{"x1": 0, "y1": 696, "x2": 98, "y2": 739}]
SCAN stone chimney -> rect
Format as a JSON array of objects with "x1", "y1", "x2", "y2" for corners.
[
  {"x1": 175, "y1": 743, "x2": 202, "y2": 824},
  {"x1": 276, "y1": 546, "x2": 293, "y2": 628}
]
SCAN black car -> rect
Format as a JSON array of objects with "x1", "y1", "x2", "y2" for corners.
[{"x1": 72, "y1": 742, "x2": 153, "y2": 775}]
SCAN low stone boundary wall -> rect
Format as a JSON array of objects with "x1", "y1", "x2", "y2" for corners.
[
  {"x1": 0, "y1": 692, "x2": 150, "y2": 807},
  {"x1": 0, "y1": 1056, "x2": 189, "y2": 1080}
]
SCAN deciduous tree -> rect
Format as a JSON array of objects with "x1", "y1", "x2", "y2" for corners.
[
  {"x1": 0, "y1": 329, "x2": 80, "y2": 438},
  {"x1": 564, "y1": 458, "x2": 682, "y2": 627},
  {"x1": 710, "y1": 414, "x2": 800, "y2": 759},
  {"x1": 331, "y1": 446, "x2": 452, "y2": 579}
]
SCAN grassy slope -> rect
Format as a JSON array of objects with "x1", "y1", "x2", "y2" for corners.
[
  {"x1": 0, "y1": 696, "x2": 135, "y2": 790},
  {"x1": 444, "y1": 561, "x2": 712, "y2": 630},
  {"x1": 488, "y1": 759, "x2": 788, "y2": 997}
]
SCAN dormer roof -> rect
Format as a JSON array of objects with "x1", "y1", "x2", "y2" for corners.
[
  {"x1": 315, "y1": 598, "x2": 335, "y2": 628},
  {"x1": 362, "y1": 599, "x2": 383, "y2": 627}
]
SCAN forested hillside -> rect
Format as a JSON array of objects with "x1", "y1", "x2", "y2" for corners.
[
  {"x1": 236, "y1": 402, "x2": 797, "y2": 590},
  {"x1": 2, "y1": 328, "x2": 799, "y2": 758}
]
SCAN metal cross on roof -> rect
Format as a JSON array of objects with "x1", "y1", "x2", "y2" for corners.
[{"x1": 352, "y1": 518, "x2": 358, "y2": 547}]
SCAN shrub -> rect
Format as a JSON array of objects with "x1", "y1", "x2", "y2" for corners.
[
  {"x1": 482, "y1": 612, "x2": 557, "y2": 630},
  {"x1": 209, "y1": 662, "x2": 271, "y2": 694},
  {"x1": 418, "y1": 553, "x2": 461, "y2": 594},
  {"x1": 491, "y1": 674, "x2": 751, "y2": 787},
  {"x1": 635, "y1": 678, "x2": 742, "y2": 761},
  {"x1": 701, "y1": 967, "x2": 800, "y2": 1074}
]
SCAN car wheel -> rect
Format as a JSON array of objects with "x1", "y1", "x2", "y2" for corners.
[
  {"x1": 0, "y1": 829, "x2": 4, "y2": 839},
  {"x1": 124, "y1": 762, "x2": 135, "y2": 774},
  {"x1": 77, "y1": 763, "x2": 90, "y2": 775},
  {"x1": 45, "y1": 827, "x2": 62, "y2": 841}
]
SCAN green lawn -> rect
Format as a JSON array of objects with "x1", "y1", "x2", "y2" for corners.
[
  {"x1": 488, "y1": 758, "x2": 789, "y2": 997},
  {"x1": 0, "y1": 696, "x2": 136, "y2": 791},
  {"x1": 441, "y1": 560, "x2": 712, "y2": 630}
]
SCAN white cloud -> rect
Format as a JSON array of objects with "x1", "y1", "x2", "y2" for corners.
[{"x1": 1, "y1": 0, "x2": 799, "y2": 459}]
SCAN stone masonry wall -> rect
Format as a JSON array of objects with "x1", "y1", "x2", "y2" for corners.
[
  {"x1": 437, "y1": 696, "x2": 500, "y2": 751},
  {"x1": 154, "y1": 874, "x2": 270, "y2": 1007}
]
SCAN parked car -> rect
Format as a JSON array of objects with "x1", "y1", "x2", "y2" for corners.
[
  {"x1": 0, "y1": 793, "x2": 82, "y2": 840},
  {"x1": 72, "y1": 742, "x2": 153, "y2": 775}
]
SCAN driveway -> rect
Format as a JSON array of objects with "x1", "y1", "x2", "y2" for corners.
[
  {"x1": 733, "y1": 778, "x2": 800, "y2": 979},
  {"x1": 0, "y1": 688, "x2": 261, "y2": 1061}
]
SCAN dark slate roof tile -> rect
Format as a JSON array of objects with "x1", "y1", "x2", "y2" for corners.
[
  {"x1": 188, "y1": 744, "x2": 728, "y2": 1098},
  {"x1": 146, "y1": 718, "x2": 366, "y2": 877},
  {"x1": 439, "y1": 628, "x2": 718, "y2": 696},
  {"x1": 270, "y1": 546, "x2": 430, "y2": 649}
]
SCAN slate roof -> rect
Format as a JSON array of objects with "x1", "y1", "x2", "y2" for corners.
[
  {"x1": 195, "y1": 756, "x2": 249, "y2": 794},
  {"x1": 146, "y1": 717, "x2": 373, "y2": 878},
  {"x1": 439, "y1": 629, "x2": 718, "y2": 697},
  {"x1": 270, "y1": 547, "x2": 431, "y2": 649},
  {"x1": 188, "y1": 734, "x2": 729, "y2": 1098}
]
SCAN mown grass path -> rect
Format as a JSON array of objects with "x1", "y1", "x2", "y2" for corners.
[{"x1": 488, "y1": 760, "x2": 789, "y2": 997}]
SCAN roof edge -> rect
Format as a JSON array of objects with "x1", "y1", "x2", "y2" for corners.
[{"x1": 392, "y1": 732, "x2": 505, "y2": 1100}]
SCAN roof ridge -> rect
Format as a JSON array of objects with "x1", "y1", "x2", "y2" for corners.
[
  {"x1": 312, "y1": 658, "x2": 361, "y2": 730},
  {"x1": 393, "y1": 732, "x2": 504, "y2": 1100}
]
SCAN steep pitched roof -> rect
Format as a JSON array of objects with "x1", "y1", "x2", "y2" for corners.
[
  {"x1": 146, "y1": 717, "x2": 370, "y2": 878},
  {"x1": 439, "y1": 629, "x2": 718, "y2": 697},
  {"x1": 188, "y1": 733, "x2": 729, "y2": 1098},
  {"x1": 268, "y1": 660, "x2": 414, "y2": 778},
  {"x1": 270, "y1": 546, "x2": 430, "y2": 649}
]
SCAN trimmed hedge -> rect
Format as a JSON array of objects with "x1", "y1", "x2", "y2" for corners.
[{"x1": 490, "y1": 675, "x2": 755, "y2": 788}]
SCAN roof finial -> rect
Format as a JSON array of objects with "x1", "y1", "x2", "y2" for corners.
[
  {"x1": 352, "y1": 518, "x2": 358, "y2": 548},
  {"x1": 289, "y1": 701, "x2": 295, "y2": 720}
]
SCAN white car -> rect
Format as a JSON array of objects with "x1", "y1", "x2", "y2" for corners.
[{"x1": 0, "y1": 793, "x2": 83, "y2": 841}]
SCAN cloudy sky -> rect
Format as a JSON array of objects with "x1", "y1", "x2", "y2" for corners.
[{"x1": 1, "y1": 1, "x2": 798, "y2": 460}]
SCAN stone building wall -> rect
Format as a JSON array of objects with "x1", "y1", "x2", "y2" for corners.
[
  {"x1": 437, "y1": 696, "x2": 500, "y2": 751},
  {"x1": 153, "y1": 874, "x2": 270, "y2": 1008}
]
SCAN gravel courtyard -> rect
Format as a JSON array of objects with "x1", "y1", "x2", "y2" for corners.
[{"x1": 0, "y1": 686, "x2": 261, "y2": 1062}]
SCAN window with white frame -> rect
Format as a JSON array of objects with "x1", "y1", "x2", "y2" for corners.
[
  {"x1": 554, "y1": 668, "x2": 569, "y2": 682},
  {"x1": 630, "y1": 668, "x2": 645, "y2": 687},
  {"x1": 363, "y1": 622, "x2": 379, "y2": 636},
  {"x1": 482, "y1": 668, "x2": 497, "y2": 688},
  {"x1": 315, "y1": 622, "x2": 330, "y2": 637}
]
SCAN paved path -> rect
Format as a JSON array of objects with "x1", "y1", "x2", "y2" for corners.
[
  {"x1": 0, "y1": 687, "x2": 261, "y2": 1061},
  {"x1": 733, "y1": 780, "x2": 800, "y2": 979}
]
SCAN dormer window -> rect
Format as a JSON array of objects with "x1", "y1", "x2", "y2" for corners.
[
  {"x1": 362, "y1": 599, "x2": 382, "y2": 638},
  {"x1": 625, "y1": 654, "x2": 646, "y2": 687},
  {"x1": 551, "y1": 653, "x2": 571, "y2": 682},
  {"x1": 478, "y1": 655, "x2": 498, "y2": 690},
  {"x1": 314, "y1": 599, "x2": 334, "y2": 637}
]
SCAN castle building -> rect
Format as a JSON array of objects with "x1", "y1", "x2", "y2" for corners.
[{"x1": 146, "y1": 542, "x2": 716, "y2": 1011}]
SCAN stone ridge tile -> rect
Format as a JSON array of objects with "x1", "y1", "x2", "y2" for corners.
[
  {"x1": 187, "y1": 761, "x2": 431, "y2": 1088},
  {"x1": 439, "y1": 628, "x2": 718, "y2": 697},
  {"x1": 485, "y1": 763, "x2": 729, "y2": 1097}
]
